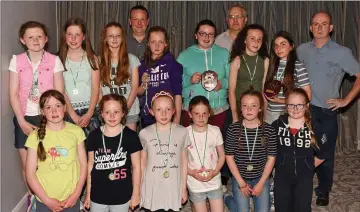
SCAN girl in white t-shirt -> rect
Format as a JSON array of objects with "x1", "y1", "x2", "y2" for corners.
[{"x1": 186, "y1": 95, "x2": 225, "y2": 212}]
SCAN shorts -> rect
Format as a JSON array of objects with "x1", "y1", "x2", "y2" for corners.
[
  {"x1": 188, "y1": 187, "x2": 223, "y2": 203},
  {"x1": 90, "y1": 201, "x2": 130, "y2": 212},
  {"x1": 13, "y1": 115, "x2": 41, "y2": 149},
  {"x1": 126, "y1": 114, "x2": 139, "y2": 124},
  {"x1": 36, "y1": 198, "x2": 79, "y2": 212}
]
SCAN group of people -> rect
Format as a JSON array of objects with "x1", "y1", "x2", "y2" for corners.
[{"x1": 9, "y1": 3, "x2": 360, "y2": 212}]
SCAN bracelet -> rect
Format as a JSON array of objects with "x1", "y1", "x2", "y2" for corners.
[{"x1": 239, "y1": 183, "x2": 248, "y2": 189}]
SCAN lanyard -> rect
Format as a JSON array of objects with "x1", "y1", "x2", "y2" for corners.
[
  {"x1": 66, "y1": 51, "x2": 85, "y2": 88},
  {"x1": 242, "y1": 55, "x2": 259, "y2": 83},
  {"x1": 243, "y1": 122, "x2": 258, "y2": 162},
  {"x1": 101, "y1": 125, "x2": 124, "y2": 168},
  {"x1": 155, "y1": 123, "x2": 173, "y2": 169},
  {"x1": 191, "y1": 125, "x2": 208, "y2": 169},
  {"x1": 26, "y1": 50, "x2": 45, "y2": 84}
]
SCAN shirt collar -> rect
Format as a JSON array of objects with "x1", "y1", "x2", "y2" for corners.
[{"x1": 310, "y1": 38, "x2": 333, "y2": 49}]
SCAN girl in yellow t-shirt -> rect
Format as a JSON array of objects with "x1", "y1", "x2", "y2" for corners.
[{"x1": 25, "y1": 89, "x2": 87, "y2": 212}]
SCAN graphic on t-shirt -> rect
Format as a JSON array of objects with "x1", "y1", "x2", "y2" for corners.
[
  {"x1": 104, "y1": 67, "x2": 131, "y2": 96},
  {"x1": 47, "y1": 145, "x2": 76, "y2": 171},
  {"x1": 149, "y1": 138, "x2": 179, "y2": 173},
  {"x1": 94, "y1": 147, "x2": 128, "y2": 170},
  {"x1": 148, "y1": 64, "x2": 170, "y2": 88}
]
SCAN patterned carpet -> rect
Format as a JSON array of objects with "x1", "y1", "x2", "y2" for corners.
[{"x1": 180, "y1": 153, "x2": 360, "y2": 212}]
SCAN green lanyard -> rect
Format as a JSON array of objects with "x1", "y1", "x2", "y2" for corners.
[{"x1": 191, "y1": 125, "x2": 208, "y2": 170}]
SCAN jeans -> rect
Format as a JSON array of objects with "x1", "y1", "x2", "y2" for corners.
[
  {"x1": 310, "y1": 105, "x2": 338, "y2": 197},
  {"x1": 225, "y1": 177, "x2": 270, "y2": 212}
]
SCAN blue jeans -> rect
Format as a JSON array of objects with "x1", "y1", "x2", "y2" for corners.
[{"x1": 225, "y1": 177, "x2": 270, "y2": 212}]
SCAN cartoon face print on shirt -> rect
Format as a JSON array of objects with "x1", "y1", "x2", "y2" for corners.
[
  {"x1": 147, "y1": 64, "x2": 170, "y2": 88},
  {"x1": 47, "y1": 145, "x2": 77, "y2": 171}
]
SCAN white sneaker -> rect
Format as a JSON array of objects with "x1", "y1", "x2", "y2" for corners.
[{"x1": 222, "y1": 185, "x2": 228, "y2": 193}]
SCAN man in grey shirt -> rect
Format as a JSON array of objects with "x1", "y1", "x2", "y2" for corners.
[
  {"x1": 127, "y1": 5, "x2": 149, "y2": 60},
  {"x1": 297, "y1": 11, "x2": 360, "y2": 206},
  {"x1": 215, "y1": 4, "x2": 248, "y2": 52}
]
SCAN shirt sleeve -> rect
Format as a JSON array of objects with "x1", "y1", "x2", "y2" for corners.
[
  {"x1": 182, "y1": 129, "x2": 191, "y2": 150},
  {"x1": 76, "y1": 127, "x2": 86, "y2": 145},
  {"x1": 220, "y1": 52, "x2": 230, "y2": 90},
  {"x1": 86, "y1": 131, "x2": 96, "y2": 152},
  {"x1": 214, "y1": 126, "x2": 224, "y2": 146},
  {"x1": 9, "y1": 55, "x2": 17, "y2": 72},
  {"x1": 339, "y1": 47, "x2": 360, "y2": 76},
  {"x1": 224, "y1": 123, "x2": 237, "y2": 155},
  {"x1": 139, "y1": 129, "x2": 148, "y2": 152},
  {"x1": 266, "y1": 124, "x2": 277, "y2": 157},
  {"x1": 177, "y1": 53, "x2": 192, "y2": 88},
  {"x1": 25, "y1": 131, "x2": 39, "y2": 150},
  {"x1": 170, "y1": 62, "x2": 183, "y2": 96},
  {"x1": 54, "y1": 56, "x2": 65, "y2": 73},
  {"x1": 129, "y1": 54, "x2": 141, "y2": 70},
  {"x1": 128, "y1": 130, "x2": 143, "y2": 154},
  {"x1": 295, "y1": 62, "x2": 310, "y2": 87}
]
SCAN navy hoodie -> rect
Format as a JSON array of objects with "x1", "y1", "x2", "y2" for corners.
[{"x1": 138, "y1": 52, "x2": 183, "y2": 124}]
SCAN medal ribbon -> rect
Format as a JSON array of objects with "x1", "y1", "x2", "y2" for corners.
[
  {"x1": 101, "y1": 125, "x2": 125, "y2": 169},
  {"x1": 66, "y1": 51, "x2": 85, "y2": 89},
  {"x1": 243, "y1": 122, "x2": 258, "y2": 163},
  {"x1": 191, "y1": 125, "x2": 208, "y2": 169},
  {"x1": 242, "y1": 55, "x2": 259, "y2": 84}
]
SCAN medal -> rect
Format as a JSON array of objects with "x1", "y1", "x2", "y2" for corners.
[
  {"x1": 108, "y1": 173, "x2": 115, "y2": 180},
  {"x1": 163, "y1": 171, "x2": 169, "y2": 178},
  {"x1": 191, "y1": 126, "x2": 209, "y2": 176},
  {"x1": 243, "y1": 121, "x2": 259, "y2": 172},
  {"x1": 247, "y1": 164, "x2": 254, "y2": 171},
  {"x1": 155, "y1": 123, "x2": 173, "y2": 178},
  {"x1": 242, "y1": 55, "x2": 259, "y2": 90},
  {"x1": 72, "y1": 88, "x2": 79, "y2": 95}
]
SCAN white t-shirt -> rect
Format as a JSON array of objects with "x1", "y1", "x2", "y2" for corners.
[
  {"x1": 9, "y1": 54, "x2": 64, "y2": 116},
  {"x1": 186, "y1": 124, "x2": 223, "y2": 192}
]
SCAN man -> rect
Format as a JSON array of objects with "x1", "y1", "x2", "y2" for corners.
[
  {"x1": 215, "y1": 4, "x2": 248, "y2": 52},
  {"x1": 297, "y1": 11, "x2": 360, "y2": 206},
  {"x1": 127, "y1": 5, "x2": 149, "y2": 60}
]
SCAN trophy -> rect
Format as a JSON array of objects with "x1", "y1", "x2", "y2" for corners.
[
  {"x1": 264, "y1": 80, "x2": 283, "y2": 98},
  {"x1": 201, "y1": 70, "x2": 218, "y2": 92}
]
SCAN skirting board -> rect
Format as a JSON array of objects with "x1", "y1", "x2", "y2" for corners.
[{"x1": 12, "y1": 194, "x2": 27, "y2": 212}]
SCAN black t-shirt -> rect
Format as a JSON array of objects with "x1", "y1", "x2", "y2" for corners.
[{"x1": 87, "y1": 126, "x2": 143, "y2": 205}]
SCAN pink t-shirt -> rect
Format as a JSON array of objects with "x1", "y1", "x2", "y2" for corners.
[{"x1": 186, "y1": 124, "x2": 224, "y2": 192}]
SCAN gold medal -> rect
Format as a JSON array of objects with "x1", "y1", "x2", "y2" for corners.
[
  {"x1": 247, "y1": 164, "x2": 254, "y2": 171},
  {"x1": 163, "y1": 170, "x2": 169, "y2": 178},
  {"x1": 108, "y1": 173, "x2": 115, "y2": 180},
  {"x1": 199, "y1": 171, "x2": 209, "y2": 177}
]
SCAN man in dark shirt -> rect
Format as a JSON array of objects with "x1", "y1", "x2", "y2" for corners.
[{"x1": 126, "y1": 5, "x2": 149, "y2": 60}]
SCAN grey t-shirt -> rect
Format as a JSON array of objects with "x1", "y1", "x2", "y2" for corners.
[
  {"x1": 297, "y1": 39, "x2": 360, "y2": 108},
  {"x1": 139, "y1": 124, "x2": 190, "y2": 211},
  {"x1": 126, "y1": 35, "x2": 147, "y2": 60},
  {"x1": 101, "y1": 53, "x2": 140, "y2": 116}
]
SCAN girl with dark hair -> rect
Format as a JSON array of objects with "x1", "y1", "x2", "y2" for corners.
[
  {"x1": 264, "y1": 31, "x2": 311, "y2": 124},
  {"x1": 59, "y1": 17, "x2": 101, "y2": 136},
  {"x1": 224, "y1": 89, "x2": 277, "y2": 212},
  {"x1": 177, "y1": 19, "x2": 230, "y2": 131},
  {"x1": 9, "y1": 21, "x2": 65, "y2": 211},
  {"x1": 99, "y1": 22, "x2": 140, "y2": 131},
  {"x1": 271, "y1": 88, "x2": 324, "y2": 212},
  {"x1": 84, "y1": 94, "x2": 142, "y2": 211},
  {"x1": 138, "y1": 26, "x2": 183, "y2": 128},
  {"x1": 25, "y1": 90, "x2": 87, "y2": 212},
  {"x1": 228, "y1": 24, "x2": 269, "y2": 123}
]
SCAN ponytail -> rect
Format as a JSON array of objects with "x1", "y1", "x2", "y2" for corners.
[
  {"x1": 37, "y1": 115, "x2": 47, "y2": 161},
  {"x1": 304, "y1": 109, "x2": 318, "y2": 148}
]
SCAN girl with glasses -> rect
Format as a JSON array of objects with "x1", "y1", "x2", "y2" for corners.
[{"x1": 271, "y1": 88, "x2": 324, "y2": 212}]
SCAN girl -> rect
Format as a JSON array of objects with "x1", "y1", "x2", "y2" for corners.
[
  {"x1": 84, "y1": 94, "x2": 142, "y2": 211},
  {"x1": 229, "y1": 24, "x2": 269, "y2": 123},
  {"x1": 9, "y1": 21, "x2": 65, "y2": 210},
  {"x1": 99, "y1": 22, "x2": 140, "y2": 131},
  {"x1": 271, "y1": 88, "x2": 324, "y2": 212},
  {"x1": 177, "y1": 19, "x2": 230, "y2": 130},
  {"x1": 138, "y1": 26, "x2": 183, "y2": 128},
  {"x1": 264, "y1": 31, "x2": 311, "y2": 124},
  {"x1": 25, "y1": 90, "x2": 87, "y2": 212},
  {"x1": 186, "y1": 95, "x2": 225, "y2": 212},
  {"x1": 224, "y1": 89, "x2": 277, "y2": 212},
  {"x1": 139, "y1": 91, "x2": 190, "y2": 212},
  {"x1": 59, "y1": 17, "x2": 101, "y2": 136}
]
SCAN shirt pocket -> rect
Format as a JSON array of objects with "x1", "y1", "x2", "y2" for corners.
[{"x1": 325, "y1": 61, "x2": 342, "y2": 77}]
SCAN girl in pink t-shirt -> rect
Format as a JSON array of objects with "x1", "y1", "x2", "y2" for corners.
[{"x1": 186, "y1": 95, "x2": 225, "y2": 212}]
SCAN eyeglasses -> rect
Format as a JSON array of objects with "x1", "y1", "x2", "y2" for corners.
[
  {"x1": 197, "y1": 31, "x2": 215, "y2": 38},
  {"x1": 107, "y1": 35, "x2": 122, "y2": 40},
  {"x1": 228, "y1": 15, "x2": 246, "y2": 20},
  {"x1": 286, "y1": 104, "x2": 306, "y2": 110}
]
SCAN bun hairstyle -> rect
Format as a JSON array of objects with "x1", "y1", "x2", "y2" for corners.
[{"x1": 37, "y1": 90, "x2": 66, "y2": 161}]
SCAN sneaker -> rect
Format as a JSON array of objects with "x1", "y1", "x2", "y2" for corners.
[
  {"x1": 222, "y1": 185, "x2": 228, "y2": 193},
  {"x1": 26, "y1": 195, "x2": 36, "y2": 212}
]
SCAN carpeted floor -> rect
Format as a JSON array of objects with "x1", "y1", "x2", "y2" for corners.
[{"x1": 180, "y1": 153, "x2": 360, "y2": 212}]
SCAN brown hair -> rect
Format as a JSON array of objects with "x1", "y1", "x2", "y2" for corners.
[
  {"x1": 99, "y1": 22, "x2": 130, "y2": 87},
  {"x1": 188, "y1": 95, "x2": 213, "y2": 115},
  {"x1": 19, "y1": 21, "x2": 48, "y2": 50},
  {"x1": 37, "y1": 90, "x2": 66, "y2": 161},
  {"x1": 238, "y1": 89, "x2": 265, "y2": 147},
  {"x1": 227, "y1": 4, "x2": 248, "y2": 17},
  {"x1": 143, "y1": 26, "x2": 170, "y2": 67},
  {"x1": 286, "y1": 88, "x2": 317, "y2": 147},
  {"x1": 151, "y1": 91, "x2": 175, "y2": 109},
  {"x1": 265, "y1": 30, "x2": 297, "y2": 96},
  {"x1": 99, "y1": 94, "x2": 128, "y2": 125},
  {"x1": 58, "y1": 17, "x2": 98, "y2": 71}
]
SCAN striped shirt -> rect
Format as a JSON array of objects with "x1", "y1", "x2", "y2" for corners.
[
  {"x1": 267, "y1": 60, "x2": 310, "y2": 112},
  {"x1": 225, "y1": 122, "x2": 277, "y2": 180}
]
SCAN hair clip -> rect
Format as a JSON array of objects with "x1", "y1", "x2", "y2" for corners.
[{"x1": 151, "y1": 91, "x2": 174, "y2": 106}]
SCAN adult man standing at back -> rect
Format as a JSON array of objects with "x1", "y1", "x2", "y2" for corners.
[
  {"x1": 127, "y1": 5, "x2": 149, "y2": 60},
  {"x1": 297, "y1": 11, "x2": 360, "y2": 206},
  {"x1": 215, "y1": 4, "x2": 248, "y2": 52}
]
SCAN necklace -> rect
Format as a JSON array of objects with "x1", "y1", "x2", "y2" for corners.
[
  {"x1": 191, "y1": 125, "x2": 208, "y2": 177},
  {"x1": 155, "y1": 123, "x2": 173, "y2": 178},
  {"x1": 242, "y1": 54, "x2": 259, "y2": 89},
  {"x1": 243, "y1": 121, "x2": 259, "y2": 171},
  {"x1": 101, "y1": 125, "x2": 124, "y2": 180},
  {"x1": 26, "y1": 50, "x2": 45, "y2": 103},
  {"x1": 66, "y1": 51, "x2": 85, "y2": 95}
]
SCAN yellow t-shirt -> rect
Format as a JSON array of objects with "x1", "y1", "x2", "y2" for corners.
[{"x1": 25, "y1": 122, "x2": 86, "y2": 201}]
